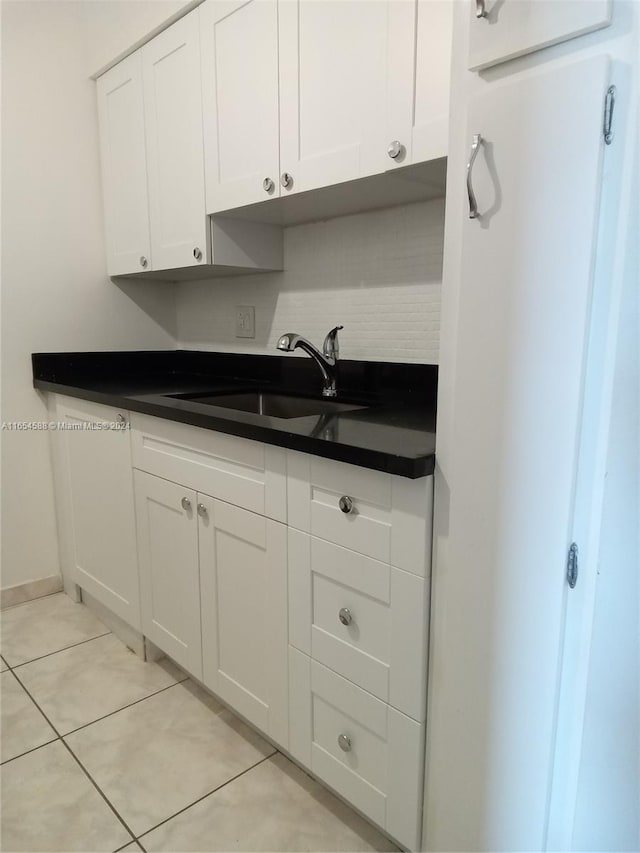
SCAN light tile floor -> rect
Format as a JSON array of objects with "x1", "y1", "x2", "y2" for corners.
[{"x1": 1, "y1": 593, "x2": 397, "y2": 853}]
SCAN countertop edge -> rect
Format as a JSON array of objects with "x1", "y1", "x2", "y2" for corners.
[{"x1": 35, "y1": 379, "x2": 435, "y2": 479}]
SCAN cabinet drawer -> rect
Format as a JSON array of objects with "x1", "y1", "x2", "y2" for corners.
[
  {"x1": 289, "y1": 531, "x2": 429, "y2": 721},
  {"x1": 131, "y1": 414, "x2": 286, "y2": 521},
  {"x1": 289, "y1": 649, "x2": 424, "y2": 851},
  {"x1": 287, "y1": 451, "x2": 433, "y2": 576}
]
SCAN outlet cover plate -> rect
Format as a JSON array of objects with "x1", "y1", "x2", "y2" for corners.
[{"x1": 235, "y1": 305, "x2": 255, "y2": 339}]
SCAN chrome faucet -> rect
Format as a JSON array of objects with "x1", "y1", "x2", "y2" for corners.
[{"x1": 276, "y1": 326, "x2": 344, "y2": 397}]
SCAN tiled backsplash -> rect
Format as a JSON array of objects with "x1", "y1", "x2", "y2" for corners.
[{"x1": 176, "y1": 198, "x2": 445, "y2": 364}]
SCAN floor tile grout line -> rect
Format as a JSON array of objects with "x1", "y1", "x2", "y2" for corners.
[
  {"x1": 113, "y1": 837, "x2": 145, "y2": 853},
  {"x1": 7, "y1": 630, "x2": 112, "y2": 670},
  {"x1": 62, "y1": 677, "x2": 189, "y2": 737},
  {"x1": 136, "y1": 751, "x2": 277, "y2": 841},
  {"x1": 59, "y1": 738, "x2": 138, "y2": 847},
  {"x1": 8, "y1": 666, "x2": 137, "y2": 846},
  {"x1": 0, "y1": 736, "x2": 61, "y2": 766}
]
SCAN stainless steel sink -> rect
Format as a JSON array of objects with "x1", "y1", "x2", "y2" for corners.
[{"x1": 169, "y1": 391, "x2": 366, "y2": 419}]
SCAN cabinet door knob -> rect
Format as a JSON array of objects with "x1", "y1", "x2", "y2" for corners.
[
  {"x1": 115, "y1": 413, "x2": 126, "y2": 426},
  {"x1": 280, "y1": 172, "x2": 293, "y2": 189},
  {"x1": 193, "y1": 247, "x2": 203, "y2": 261},
  {"x1": 338, "y1": 607, "x2": 352, "y2": 626},
  {"x1": 387, "y1": 140, "x2": 405, "y2": 160},
  {"x1": 181, "y1": 497, "x2": 191, "y2": 511},
  {"x1": 139, "y1": 256, "x2": 148, "y2": 268},
  {"x1": 338, "y1": 495, "x2": 353, "y2": 514},
  {"x1": 338, "y1": 733, "x2": 352, "y2": 752},
  {"x1": 263, "y1": 177, "x2": 275, "y2": 193},
  {"x1": 475, "y1": 0, "x2": 488, "y2": 18},
  {"x1": 197, "y1": 503, "x2": 208, "y2": 518}
]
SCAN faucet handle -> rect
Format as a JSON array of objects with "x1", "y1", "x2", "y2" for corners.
[{"x1": 323, "y1": 326, "x2": 343, "y2": 361}]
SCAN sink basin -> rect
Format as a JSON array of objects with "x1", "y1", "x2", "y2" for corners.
[{"x1": 168, "y1": 391, "x2": 366, "y2": 419}]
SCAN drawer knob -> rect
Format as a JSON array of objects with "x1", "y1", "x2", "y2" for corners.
[
  {"x1": 338, "y1": 495, "x2": 353, "y2": 514},
  {"x1": 280, "y1": 172, "x2": 293, "y2": 189},
  {"x1": 263, "y1": 177, "x2": 275, "y2": 193},
  {"x1": 181, "y1": 497, "x2": 191, "y2": 511},
  {"x1": 338, "y1": 607, "x2": 352, "y2": 626},
  {"x1": 387, "y1": 140, "x2": 405, "y2": 160},
  {"x1": 338, "y1": 733, "x2": 352, "y2": 752},
  {"x1": 193, "y1": 247, "x2": 203, "y2": 262},
  {"x1": 197, "y1": 503, "x2": 208, "y2": 518}
]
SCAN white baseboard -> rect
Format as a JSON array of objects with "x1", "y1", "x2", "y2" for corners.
[{"x1": 1, "y1": 574, "x2": 64, "y2": 610}]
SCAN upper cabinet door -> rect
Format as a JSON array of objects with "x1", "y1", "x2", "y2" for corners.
[
  {"x1": 387, "y1": 0, "x2": 453, "y2": 168},
  {"x1": 96, "y1": 51, "x2": 151, "y2": 276},
  {"x1": 467, "y1": 0, "x2": 611, "y2": 71},
  {"x1": 278, "y1": 0, "x2": 390, "y2": 194},
  {"x1": 142, "y1": 9, "x2": 207, "y2": 271},
  {"x1": 201, "y1": 0, "x2": 280, "y2": 213}
]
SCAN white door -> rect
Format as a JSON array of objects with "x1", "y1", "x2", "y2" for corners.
[
  {"x1": 57, "y1": 401, "x2": 140, "y2": 629},
  {"x1": 428, "y1": 55, "x2": 610, "y2": 850},
  {"x1": 467, "y1": 0, "x2": 611, "y2": 71},
  {"x1": 142, "y1": 9, "x2": 207, "y2": 271},
  {"x1": 96, "y1": 51, "x2": 151, "y2": 276},
  {"x1": 134, "y1": 471, "x2": 202, "y2": 678},
  {"x1": 386, "y1": 0, "x2": 453, "y2": 168},
  {"x1": 278, "y1": 0, "x2": 390, "y2": 194},
  {"x1": 201, "y1": 0, "x2": 280, "y2": 213},
  {"x1": 199, "y1": 497, "x2": 288, "y2": 748}
]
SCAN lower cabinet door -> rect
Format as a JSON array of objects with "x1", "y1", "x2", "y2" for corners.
[
  {"x1": 199, "y1": 497, "x2": 288, "y2": 749},
  {"x1": 134, "y1": 471, "x2": 202, "y2": 678},
  {"x1": 56, "y1": 398, "x2": 141, "y2": 629},
  {"x1": 289, "y1": 648, "x2": 424, "y2": 851}
]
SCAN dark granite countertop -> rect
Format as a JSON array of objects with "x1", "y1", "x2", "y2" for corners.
[{"x1": 32, "y1": 351, "x2": 437, "y2": 478}]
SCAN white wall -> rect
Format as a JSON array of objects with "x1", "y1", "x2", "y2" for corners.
[
  {"x1": 177, "y1": 199, "x2": 445, "y2": 363},
  {"x1": 1, "y1": 1, "x2": 177, "y2": 592}
]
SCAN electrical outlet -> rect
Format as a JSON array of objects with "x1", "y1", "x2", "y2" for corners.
[{"x1": 235, "y1": 305, "x2": 255, "y2": 339}]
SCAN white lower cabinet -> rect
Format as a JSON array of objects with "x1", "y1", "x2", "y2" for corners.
[
  {"x1": 134, "y1": 471, "x2": 203, "y2": 678},
  {"x1": 53, "y1": 400, "x2": 432, "y2": 847},
  {"x1": 133, "y1": 465, "x2": 289, "y2": 749},
  {"x1": 288, "y1": 529, "x2": 429, "y2": 722},
  {"x1": 289, "y1": 648, "x2": 425, "y2": 851},
  {"x1": 287, "y1": 454, "x2": 433, "y2": 849},
  {"x1": 200, "y1": 498, "x2": 288, "y2": 748},
  {"x1": 54, "y1": 398, "x2": 141, "y2": 629}
]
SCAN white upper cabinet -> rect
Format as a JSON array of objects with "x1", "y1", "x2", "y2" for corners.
[
  {"x1": 142, "y1": 9, "x2": 207, "y2": 271},
  {"x1": 205, "y1": 0, "x2": 452, "y2": 204},
  {"x1": 278, "y1": 0, "x2": 390, "y2": 194},
  {"x1": 201, "y1": 0, "x2": 280, "y2": 213},
  {"x1": 96, "y1": 51, "x2": 151, "y2": 276},
  {"x1": 467, "y1": 0, "x2": 611, "y2": 71},
  {"x1": 387, "y1": 0, "x2": 453, "y2": 167}
]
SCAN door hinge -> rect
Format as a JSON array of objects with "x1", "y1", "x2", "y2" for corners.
[
  {"x1": 603, "y1": 85, "x2": 616, "y2": 145},
  {"x1": 567, "y1": 542, "x2": 579, "y2": 589}
]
